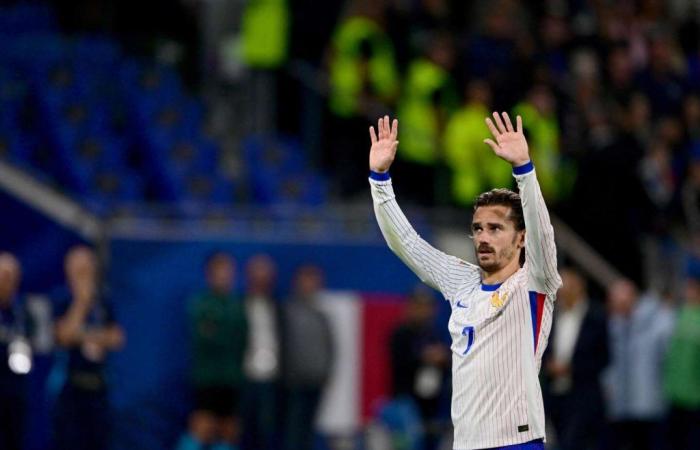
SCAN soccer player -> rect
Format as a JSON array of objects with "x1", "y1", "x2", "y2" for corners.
[{"x1": 368, "y1": 113, "x2": 562, "y2": 450}]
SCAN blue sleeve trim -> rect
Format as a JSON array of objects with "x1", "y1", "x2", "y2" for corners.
[
  {"x1": 369, "y1": 170, "x2": 391, "y2": 181},
  {"x1": 512, "y1": 161, "x2": 534, "y2": 175}
]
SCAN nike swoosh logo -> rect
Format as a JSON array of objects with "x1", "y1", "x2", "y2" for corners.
[{"x1": 456, "y1": 301, "x2": 468, "y2": 308}]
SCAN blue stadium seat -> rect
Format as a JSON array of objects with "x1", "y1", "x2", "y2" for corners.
[
  {"x1": 0, "y1": 17, "x2": 329, "y2": 213},
  {"x1": 243, "y1": 135, "x2": 328, "y2": 206},
  {"x1": 242, "y1": 135, "x2": 306, "y2": 176}
]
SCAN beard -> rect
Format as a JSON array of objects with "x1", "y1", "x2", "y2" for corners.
[{"x1": 477, "y1": 245, "x2": 517, "y2": 273}]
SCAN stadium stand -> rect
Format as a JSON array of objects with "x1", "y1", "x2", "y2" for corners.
[{"x1": 0, "y1": 2, "x2": 329, "y2": 219}]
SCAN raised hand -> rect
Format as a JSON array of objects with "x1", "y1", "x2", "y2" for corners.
[
  {"x1": 369, "y1": 115, "x2": 399, "y2": 173},
  {"x1": 484, "y1": 112, "x2": 530, "y2": 167}
]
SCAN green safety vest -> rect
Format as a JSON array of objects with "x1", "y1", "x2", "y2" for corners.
[
  {"x1": 329, "y1": 16, "x2": 399, "y2": 117},
  {"x1": 444, "y1": 103, "x2": 513, "y2": 205},
  {"x1": 664, "y1": 305, "x2": 700, "y2": 409},
  {"x1": 241, "y1": 0, "x2": 289, "y2": 68},
  {"x1": 397, "y1": 58, "x2": 457, "y2": 165},
  {"x1": 513, "y1": 102, "x2": 561, "y2": 200}
]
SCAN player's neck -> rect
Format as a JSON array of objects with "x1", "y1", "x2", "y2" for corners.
[{"x1": 481, "y1": 257, "x2": 520, "y2": 285}]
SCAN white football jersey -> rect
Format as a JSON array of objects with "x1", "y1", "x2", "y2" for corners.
[{"x1": 370, "y1": 165, "x2": 561, "y2": 449}]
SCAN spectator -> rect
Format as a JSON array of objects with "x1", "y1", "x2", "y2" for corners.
[
  {"x1": 52, "y1": 245, "x2": 125, "y2": 450},
  {"x1": 603, "y1": 279, "x2": 675, "y2": 450},
  {"x1": 663, "y1": 271, "x2": 700, "y2": 450},
  {"x1": 534, "y1": 13, "x2": 571, "y2": 84},
  {"x1": 560, "y1": 49, "x2": 608, "y2": 159},
  {"x1": 681, "y1": 94, "x2": 700, "y2": 144},
  {"x1": 635, "y1": 27, "x2": 688, "y2": 118},
  {"x1": 682, "y1": 146, "x2": 700, "y2": 234},
  {"x1": 605, "y1": 43, "x2": 636, "y2": 105},
  {"x1": 640, "y1": 138, "x2": 676, "y2": 213},
  {"x1": 395, "y1": 32, "x2": 459, "y2": 206},
  {"x1": 464, "y1": 0, "x2": 526, "y2": 108},
  {"x1": 326, "y1": 3, "x2": 399, "y2": 196},
  {"x1": 328, "y1": 7, "x2": 399, "y2": 119},
  {"x1": 0, "y1": 252, "x2": 30, "y2": 450},
  {"x1": 444, "y1": 79, "x2": 512, "y2": 205},
  {"x1": 513, "y1": 83, "x2": 562, "y2": 200},
  {"x1": 389, "y1": 285, "x2": 450, "y2": 450},
  {"x1": 280, "y1": 265, "x2": 333, "y2": 450},
  {"x1": 241, "y1": 254, "x2": 281, "y2": 450},
  {"x1": 179, "y1": 252, "x2": 248, "y2": 450},
  {"x1": 567, "y1": 92, "x2": 654, "y2": 285},
  {"x1": 543, "y1": 266, "x2": 608, "y2": 450}
]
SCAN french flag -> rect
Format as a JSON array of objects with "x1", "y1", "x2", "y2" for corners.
[{"x1": 314, "y1": 291, "x2": 408, "y2": 433}]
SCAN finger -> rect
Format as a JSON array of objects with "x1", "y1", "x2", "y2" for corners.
[
  {"x1": 492, "y1": 111, "x2": 507, "y2": 134},
  {"x1": 502, "y1": 112, "x2": 514, "y2": 132},
  {"x1": 485, "y1": 118, "x2": 501, "y2": 138},
  {"x1": 384, "y1": 115, "x2": 390, "y2": 136},
  {"x1": 390, "y1": 119, "x2": 398, "y2": 140},
  {"x1": 378, "y1": 117, "x2": 384, "y2": 139},
  {"x1": 516, "y1": 115, "x2": 523, "y2": 133},
  {"x1": 370, "y1": 126, "x2": 377, "y2": 144},
  {"x1": 483, "y1": 138, "x2": 499, "y2": 152}
]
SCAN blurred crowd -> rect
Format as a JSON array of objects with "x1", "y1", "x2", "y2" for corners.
[
  {"x1": 306, "y1": 0, "x2": 700, "y2": 286},
  {"x1": 0, "y1": 245, "x2": 337, "y2": 450},
  {"x1": 177, "y1": 253, "x2": 334, "y2": 450},
  {"x1": 1, "y1": 245, "x2": 697, "y2": 450}
]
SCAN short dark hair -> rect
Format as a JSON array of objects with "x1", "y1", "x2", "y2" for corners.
[
  {"x1": 474, "y1": 189, "x2": 526, "y2": 266},
  {"x1": 474, "y1": 188, "x2": 525, "y2": 231}
]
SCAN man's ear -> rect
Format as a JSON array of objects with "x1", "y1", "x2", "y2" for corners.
[{"x1": 518, "y1": 230, "x2": 526, "y2": 249}]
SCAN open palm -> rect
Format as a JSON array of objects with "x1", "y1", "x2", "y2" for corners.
[
  {"x1": 369, "y1": 115, "x2": 398, "y2": 173},
  {"x1": 484, "y1": 111, "x2": 530, "y2": 167}
]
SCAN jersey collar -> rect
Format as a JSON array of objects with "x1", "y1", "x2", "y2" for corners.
[{"x1": 480, "y1": 282, "x2": 503, "y2": 291}]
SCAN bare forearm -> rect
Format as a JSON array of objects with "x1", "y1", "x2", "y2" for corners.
[
  {"x1": 55, "y1": 304, "x2": 90, "y2": 346},
  {"x1": 86, "y1": 325, "x2": 125, "y2": 350}
]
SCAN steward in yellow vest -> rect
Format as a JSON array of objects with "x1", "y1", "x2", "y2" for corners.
[
  {"x1": 241, "y1": 0, "x2": 290, "y2": 69},
  {"x1": 513, "y1": 85, "x2": 564, "y2": 201},
  {"x1": 395, "y1": 36, "x2": 458, "y2": 205},
  {"x1": 443, "y1": 80, "x2": 512, "y2": 205},
  {"x1": 329, "y1": 15, "x2": 399, "y2": 118}
]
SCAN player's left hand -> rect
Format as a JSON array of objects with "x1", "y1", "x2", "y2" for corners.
[{"x1": 484, "y1": 111, "x2": 530, "y2": 167}]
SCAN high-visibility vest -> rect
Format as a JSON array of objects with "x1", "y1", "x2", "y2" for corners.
[
  {"x1": 513, "y1": 102, "x2": 561, "y2": 200},
  {"x1": 397, "y1": 58, "x2": 457, "y2": 165},
  {"x1": 241, "y1": 0, "x2": 289, "y2": 68},
  {"x1": 444, "y1": 103, "x2": 513, "y2": 205},
  {"x1": 329, "y1": 16, "x2": 398, "y2": 117}
]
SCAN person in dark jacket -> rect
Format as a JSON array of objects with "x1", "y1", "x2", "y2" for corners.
[
  {"x1": 543, "y1": 266, "x2": 609, "y2": 450},
  {"x1": 280, "y1": 265, "x2": 333, "y2": 450},
  {"x1": 0, "y1": 252, "x2": 30, "y2": 450},
  {"x1": 389, "y1": 285, "x2": 450, "y2": 450},
  {"x1": 53, "y1": 246, "x2": 125, "y2": 450}
]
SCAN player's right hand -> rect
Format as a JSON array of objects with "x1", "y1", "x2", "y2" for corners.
[{"x1": 369, "y1": 115, "x2": 398, "y2": 173}]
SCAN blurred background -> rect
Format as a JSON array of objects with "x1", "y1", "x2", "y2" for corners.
[{"x1": 0, "y1": 0, "x2": 698, "y2": 449}]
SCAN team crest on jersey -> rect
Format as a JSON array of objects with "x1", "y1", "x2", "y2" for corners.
[{"x1": 490, "y1": 291, "x2": 508, "y2": 309}]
